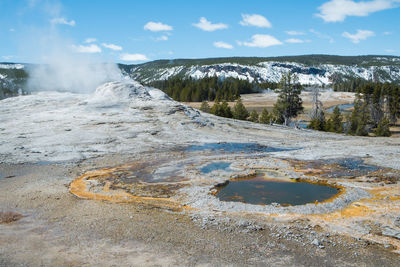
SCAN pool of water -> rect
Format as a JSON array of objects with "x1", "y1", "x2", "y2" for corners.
[
  {"x1": 301, "y1": 158, "x2": 381, "y2": 178},
  {"x1": 200, "y1": 162, "x2": 232, "y2": 174},
  {"x1": 289, "y1": 121, "x2": 308, "y2": 129},
  {"x1": 216, "y1": 175, "x2": 339, "y2": 206},
  {"x1": 326, "y1": 103, "x2": 354, "y2": 113},
  {"x1": 336, "y1": 158, "x2": 379, "y2": 172},
  {"x1": 186, "y1": 142, "x2": 296, "y2": 153}
]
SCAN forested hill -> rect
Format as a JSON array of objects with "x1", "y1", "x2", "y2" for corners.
[
  {"x1": 121, "y1": 55, "x2": 400, "y2": 68},
  {"x1": 119, "y1": 55, "x2": 400, "y2": 86},
  {"x1": 2, "y1": 55, "x2": 400, "y2": 99}
]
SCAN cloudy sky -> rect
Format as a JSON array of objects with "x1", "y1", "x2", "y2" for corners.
[{"x1": 0, "y1": 0, "x2": 399, "y2": 63}]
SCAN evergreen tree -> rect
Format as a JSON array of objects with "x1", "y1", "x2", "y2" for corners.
[
  {"x1": 388, "y1": 85, "x2": 400, "y2": 123},
  {"x1": 357, "y1": 101, "x2": 371, "y2": 136},
  {"x1": 308, "y1": 112, "x2": 326, "y2": 131},
  {"x1": 232, "y1": 97, "x2": 249, "y2": 120},
  {"x1": 356, "y1": 119, "x2": 369, "y2": 136},
  {"x1": 375, "y1": 117, "x2": 391, "y2": 137},
  {"x1": 220, "y1": 100, "x2": 233, "y2": 118},
  {"x1": 348, "y1": 98, "x2": 364, "y2": 135},
  {"x1": 249, "y1": 110, "x2": 259, "y2": 122},
  {"x1": 259, "y1": 108, "x2": 271, "y2": 124},
  {"x1": 328, "y1": 106, "x2": 343, "y2": 133},
  {"x1": 200, "y1": 101, "x2": 210, "y2": 113},
  {"x1": 325, "y1": 118, "x2": 333, "y2": 132},
  {"x1": 273, "y1": 72, "x2": 303, "y2": 126},
  {"x1": 371, "y1": 84, "x2": 384, "y2": 127},
  {"x1": 210, "y1": 100, "x2": 222, "y2": 116}
]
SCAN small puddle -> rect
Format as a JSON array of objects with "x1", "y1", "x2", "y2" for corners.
[
  {"x1": 200, "y1": 162, "x2": 232, "y2": 174},
  {"x1": 216, "y1": 173, "x2": 339, "y2": 206},
  {"x1": 186, "y1": 142, "x2": 296, "y2": 154},
  {"x1": 289, "y1": 121, "x2": 308, "y2": 129}
]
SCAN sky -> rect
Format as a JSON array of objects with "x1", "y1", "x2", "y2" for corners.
[{"x1": 0, "y1": 0, "x2": 399, "y2": 63}]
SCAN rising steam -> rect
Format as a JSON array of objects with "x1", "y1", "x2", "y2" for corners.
[{"x1": 26, "y1": 32, "x2": 123, "y2": 94}]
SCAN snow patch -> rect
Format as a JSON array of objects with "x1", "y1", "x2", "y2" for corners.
[{"x1": 0, "y1": 64, "x2": 24, "y2": 70}]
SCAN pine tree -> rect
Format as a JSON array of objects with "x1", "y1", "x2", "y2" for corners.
[
  {"x1": 200, "y1": 101, "x2": 210, "y2": 113},
  {"x1": 210, "y1": 100, "x2": 222, "y2": 116},
  {"x1": 357, "y1": 101, "x2": 371, "y2": 136},
  {"x1": 273, "y1": 72, "x2": 303, "y2": 126},
  {"x1": 375, "y1": 117, "x2": 391, "y2": 137},
  {"x1": 329, "y1": 106, "x2": 343, "y2": 133},
  {"x1": 325, "y1": 118, "x2": 333, "y2": 132},
  {"x1": 349, "y1": 98, "x2": 363, "y2": 135},
  {"x1": 371, "y1": 84, "x2": 384, "y2": 127},
  {"x1": 232, "y1": 97, "x2": 249, "y2": 120},
  {"x1": 259, "y1": 108, "x2": 271, "y2": 124},
  {"x1": 221, "y1": 100, "x2": 233, "y2": 118},
  {"x1": 308, "y1": 112, "x2": 326, "y2": 131},
  {"x1": 249, "y1": 110, "x2": 259, "y2": 122}
]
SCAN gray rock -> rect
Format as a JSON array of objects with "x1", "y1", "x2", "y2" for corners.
[
  {"x1": 381, "y1": 226, "x2": 400, "y2": 240},
  {"x1": 394, "y1": 217, "x2": 400, "y2": 227},
  {"x1": 311, "y1": 238, "x2": 320, "y2": 246}
]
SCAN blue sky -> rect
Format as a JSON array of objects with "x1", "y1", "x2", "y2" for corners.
[{"x1": 0, "y1": 0, "x2": 399, "y2": 63}]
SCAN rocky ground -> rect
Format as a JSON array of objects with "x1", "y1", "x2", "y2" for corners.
[
  {"x1": 1, "y1": 81, "x2": 399, "y2": 266},
  {"x1": 1, "y1": 160, "x2": 399, "y2": 267}
]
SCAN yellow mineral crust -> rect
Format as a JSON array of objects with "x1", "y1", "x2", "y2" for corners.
[{"x1": 69, "y1": 167, "x2": 184, "y2": 210}]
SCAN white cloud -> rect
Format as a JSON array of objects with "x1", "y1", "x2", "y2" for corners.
[
  {"x1": 85, "y1": 38, "x2": 97, "y2": 43},
  {"x1": 2, "y1": 55, "x2": 13, "y2": 60},
  {"x1": 73, "y1": 44, "x2": 101, "y2": 53},
  {"x1": 144, "y1": 22, "x2": 173, "y2": 32},
  {"x1": 238, "y1": 34, "x2": 283, "y2": 48},
  {"x1": 157, "y1": 35, "x2": 169, "y2": 41},
  {"x1": 214, "y1": 41, "x2": 233, "y2": 49},
  {"x1": 385, "y1": 49, "x2": 396, "y2": 53},
  {"x1": 342, "y1": 29, "x2": 375, "y2": 43},
  {"x1": 286, "y1": 30, "x2": 305, "y2": 36},
  {"x1": 239, "y1": 14, "x2": 271, "y2": 28},
  {"x1": 120, "y1": 53, "x2": 149, "y2": 61},
  {"x1": 285, "y1": 38, "x2": 304, "y2": 44},
  {"x1": 310, "y1": 29, "x2": 335, "y2": 43},
  {"x1": 193, "y1": 17, "x2": 228, "y2": 31},
  {"x1": 383, "y1": 31, "x2": 392, "y2": 35},
  {"x1": 9, "y1": 28, "x2": 15, "y2": 32},
  {"x1": 50, "y1": 17, "x2": 76, "y2": 26},
  {"x1": 102, "y1": 43, "x2": 123, "y2": 51},
  {"x1": 316, "y1": 0, "x2": 400, "y2": 22}
]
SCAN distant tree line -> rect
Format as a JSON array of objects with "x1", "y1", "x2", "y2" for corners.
[
  {"x1": 332, "y1": 77, "x2": 370, "y2": 92},
  {"x1": 200, "y1": 98, "x2": 275, "y2": 125},
  {"x1": 155, "y1": 73, "x2": 397, "y2": 138},
  {"x1": 309, "y1": 82, "x2": 400, "y2": 137},
  {"x1": 200, "y1": 72, "x2": 303, "y2": 126},
  {"x1": 147, "y1": 76, "x2": 277, "y2": 102}
]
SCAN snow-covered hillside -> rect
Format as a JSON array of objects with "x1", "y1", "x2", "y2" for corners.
[
  {"x1": 126, "y1": 57, "x2": 400, "y2": 86},
  {"x1": 0, "y1": 63, "x2": 24, "y2": 70}
]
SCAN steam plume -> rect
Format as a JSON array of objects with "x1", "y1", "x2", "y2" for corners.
[{"x1": 26, "y1": 32, "x2": 123, "y2": 94}]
